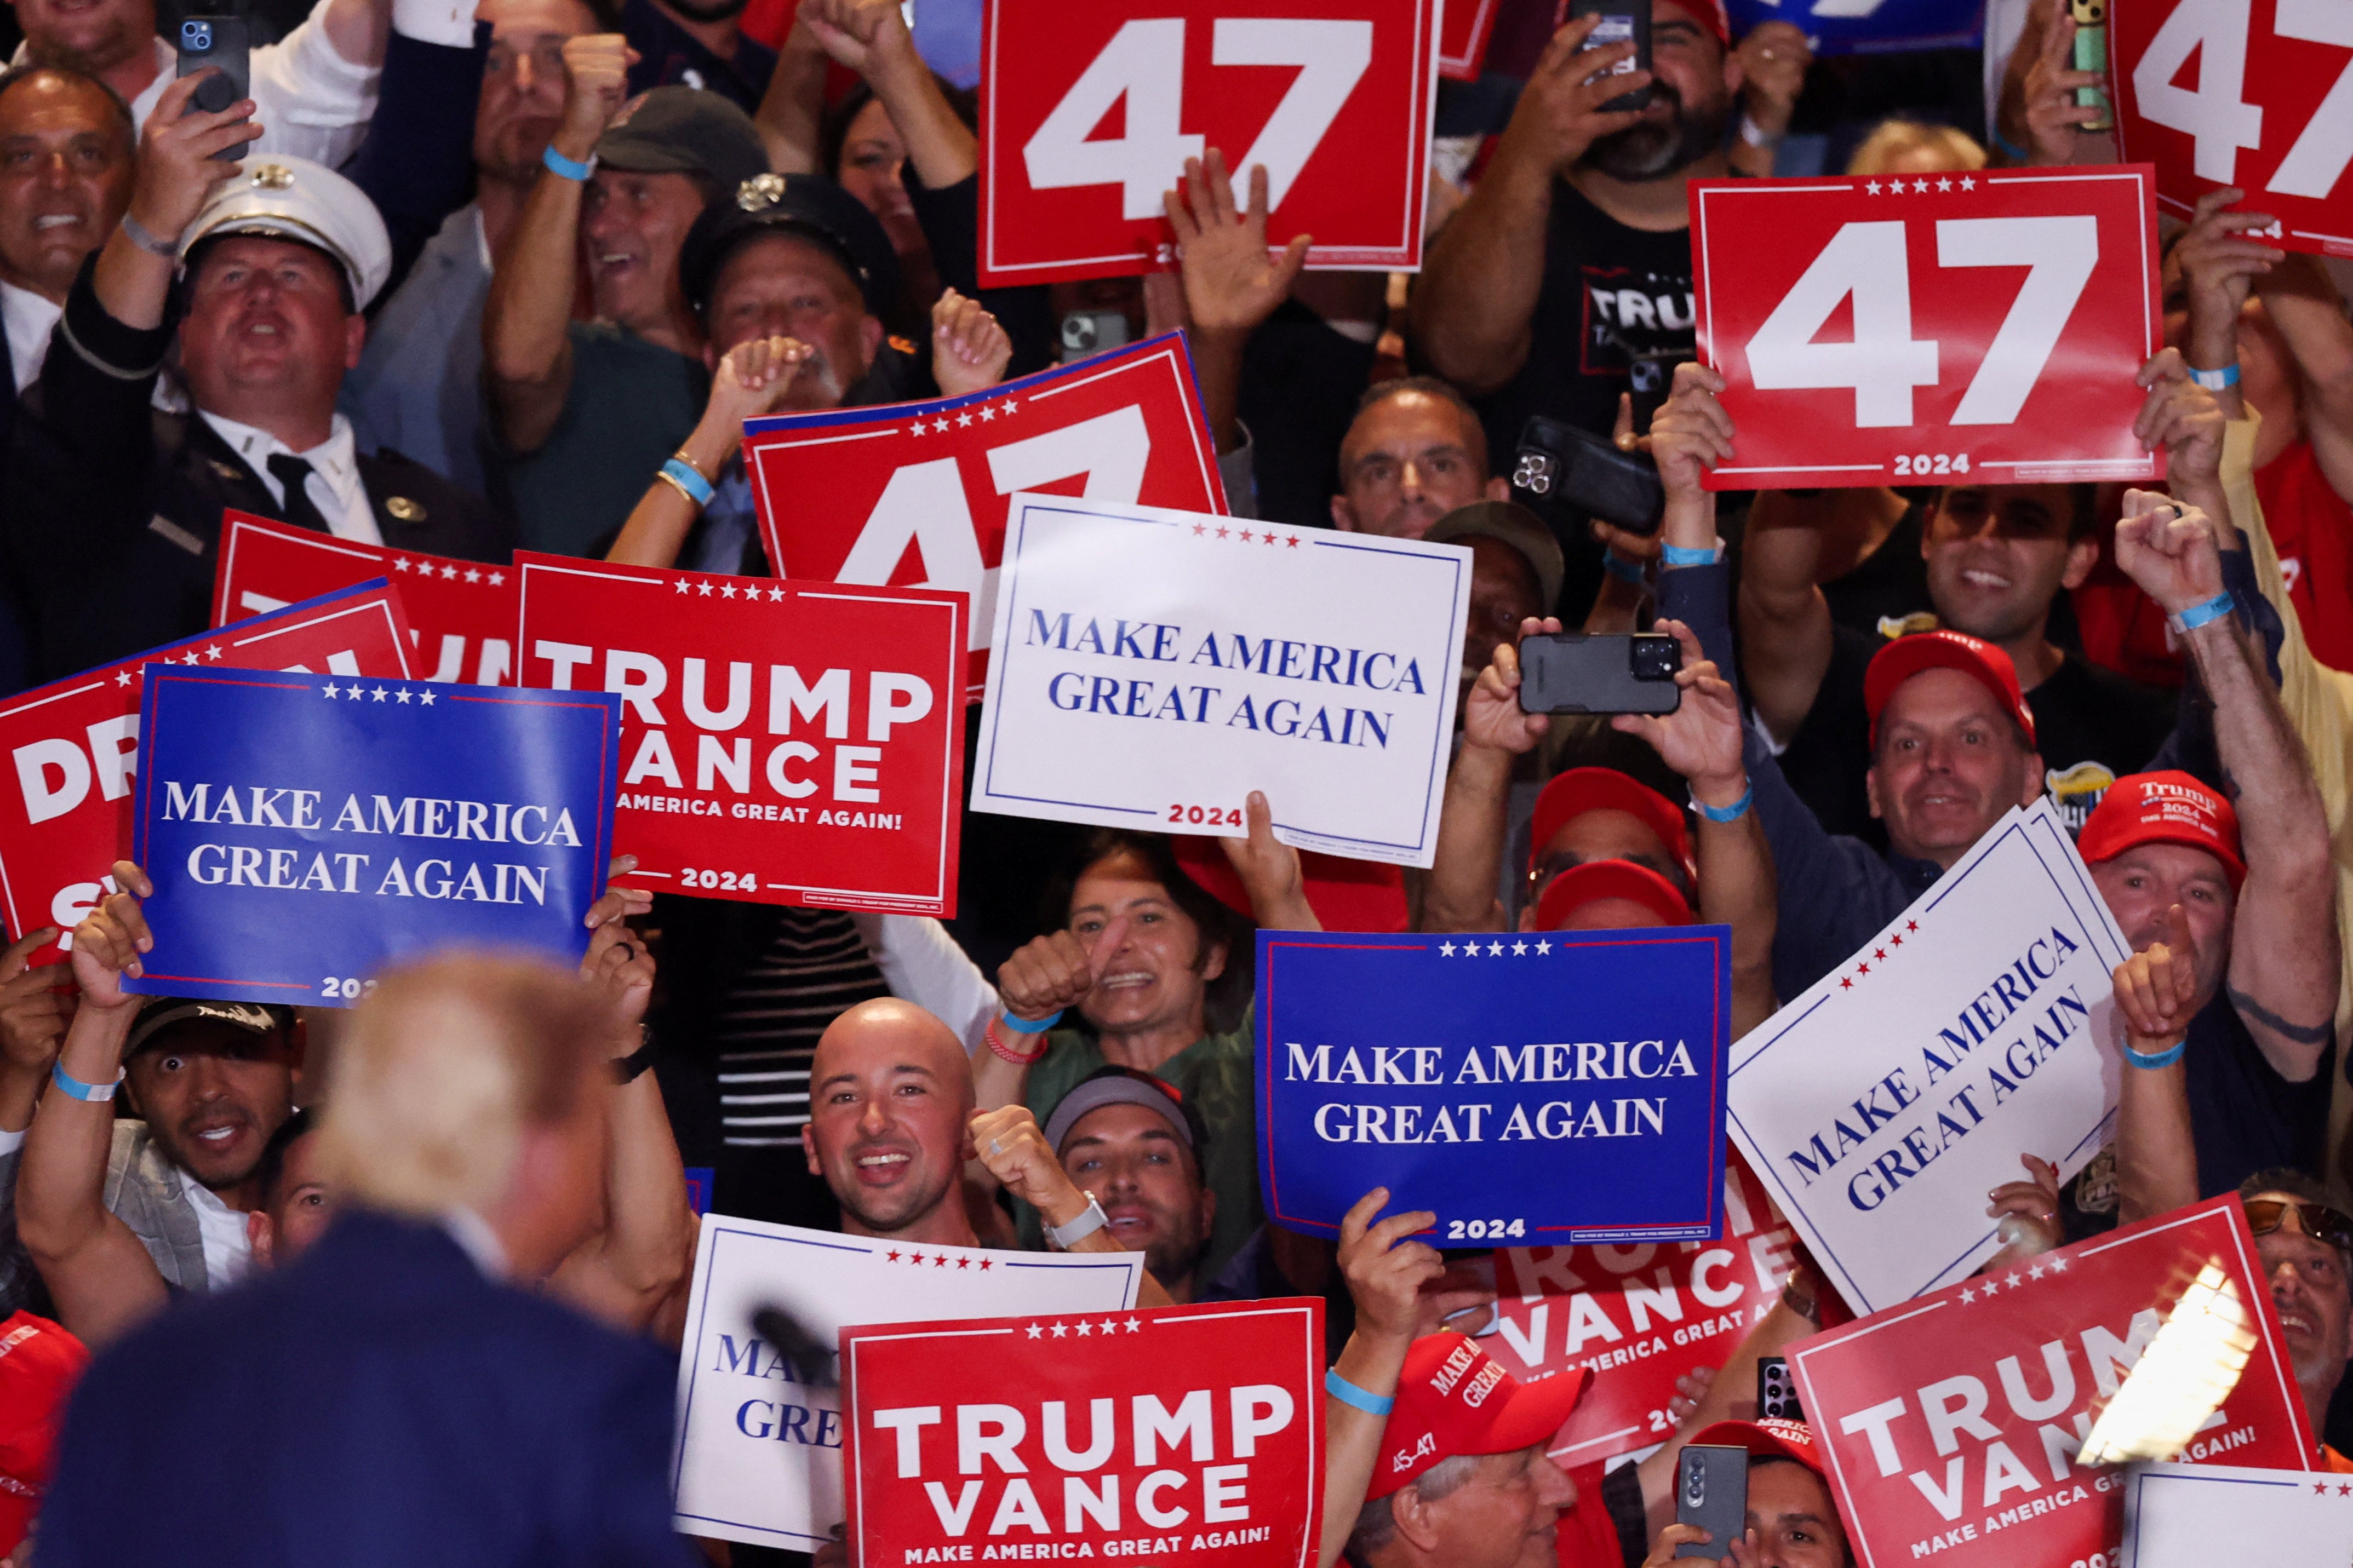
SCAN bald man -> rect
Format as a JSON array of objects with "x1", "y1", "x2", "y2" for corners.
[{"x1": 801, "y1": 1000, "x2": 1172, "y2": 1301}]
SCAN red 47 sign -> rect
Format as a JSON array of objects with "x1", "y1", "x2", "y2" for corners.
[
  {"x1": 1691, "y1": 169, "x2": 2163, "y2": 490},
  {"x1": 2115, "y1": 0, "x2": 2353, "y2": 252},
  {"x1": 212, "y1": 512, "x2": 517, "y2": 686},
  {"x1": 745, "y1": 333, "x2": 1226, "y2": 700},
  {"x1": 514, "y1": 554, "x2": 965, "y2": 917},
  {"x1": 978, "y1": 0, "x2": 1438, "y2": 284}
]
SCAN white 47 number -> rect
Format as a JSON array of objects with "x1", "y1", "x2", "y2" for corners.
[
  {"x1": 1023, "y1": 18, "x2": 1373, "y2": 218},
  {"x1": 1746, "y1": 216, "x2": 2098, "y2": 427},
  {"x1": 2132, "y1": 0, "x2": 2353, "y2": 197}
]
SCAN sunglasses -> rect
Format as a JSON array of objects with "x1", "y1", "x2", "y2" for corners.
[{"x1": 2243, "y1": 1198, "x2": 2353, "y2": 1256}]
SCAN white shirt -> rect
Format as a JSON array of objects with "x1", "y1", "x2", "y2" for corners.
[
  {"x1": 198, "y1": 409, "x2": 381, "y2": 544},
  {"x1": 177, "y1": 1168, "x2": 254, "y2": 1288},
  {"x1": 0, "y1": 280, "x2": 59, "y2": 394},
  {"x1": 12, "y1": 0, "x2": 380, "y2": 171},
  {"x1": 438, "y1": 1206, "x2": 510, "y2": 1279}
]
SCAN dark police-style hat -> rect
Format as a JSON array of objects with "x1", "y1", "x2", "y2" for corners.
[{"x1": 678, "y1": 171, "x2": 901, "y2": 323}]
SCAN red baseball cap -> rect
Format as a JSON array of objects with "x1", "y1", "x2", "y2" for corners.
[
  {"x1": 2077, "y1": 770, "x2": 2247, "y2": 893},
  {"x1": 1533, "y1": 859, "x2": 1694, "y2": 932},
  {"x1": 0, "y1": 1311, "x2": 88, "y2": 1555},
  {"x1": 1863, "y1": 630, "x2": 2037, "y2": 750},
  {"x1": 1171, "y1": 838, "x2": 1409, "y2": 933},
  {"x1": 1369, "y1": 1334, "x2": 1592, "y2": 1500},
  {"x1": 1662, "y1": 0, "x2": 1732, "y2": 45},
  {"x1": 1529, "y1": 767, "x2": 1696, "y2": 889},
  {"x1": 1688, "y1": 1417, "x2": 1827, "y2": 1478}
]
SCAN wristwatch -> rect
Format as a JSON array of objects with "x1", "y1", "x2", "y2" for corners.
[
  {"x1": 1046, "y1": 1195, "x2": 1109, "y2": 1251},
  {"x1": 611, "y1": 1024, "x2": 657, "y2": 1085}
]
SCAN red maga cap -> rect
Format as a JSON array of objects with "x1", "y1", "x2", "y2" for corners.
[
  {"x1": 1528, "y1": 767, "x2": 1696, "y2": 888},
  {"x1": 2077, "y1": 769, "x2": 2246, "y2": 893},
  {"x1": 1688, "y1": 1417, "x2": 1827, "y2": 1478},
  {"x1": 1863, "y1": 630, "x2": 2037, "y2": 750},
  {"x1": 0, "y1": 1311, "x2": 88, "y2": 1554},
  {"x1": 1170, "y1": 838, "x2": 1409, "y2": 932},
  {"x1": 1660, "y1": 0, "x2": 1732, "y2": 44},
  {"x1": 1533, "y1": 859, "x2": 1694, "y2": 932},
  {"x1": 1367, "y1": 1334, "x2": 1591, "y2": 1500}
]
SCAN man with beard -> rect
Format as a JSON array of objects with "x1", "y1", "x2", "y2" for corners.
[
  {"x1": 622, "y1": 0, "x2": 775, "y2": 114},
  {"x1": 1044, "y1": 1067, "x2": 1216, "y2": 1302}
]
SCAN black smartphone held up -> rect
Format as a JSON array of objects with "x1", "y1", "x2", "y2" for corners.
[
  {"x1": 1759, "y1": 1356, "x2": 1801, "y2": 1422},
  {"x1": 1518, "y1": 632, "x2": 1681, "y2": 716},
  {"x1": 1059, "y1": 309, "x2": 1130, "y2": 361},
  {"x1": 1570, "y1": 0, "x2": 1652, "y2": 111},
  {"x1": 1675, "y1": 1444, "x2": 1748, "y2": 1559},
  {"x1": 1512, "y1": 414, "x2": 1665, "y2": 536},
  {"x1": 176, "y1": 15, "x2": 253, "y2": 159}
]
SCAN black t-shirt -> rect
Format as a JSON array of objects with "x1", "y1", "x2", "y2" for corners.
[
  {"x1": 1775, "y1": 631, "x2": 2177, "y2": 843},
  {"x1": 1820, "y1": 503, "x2": 1935, "y2": 643}
]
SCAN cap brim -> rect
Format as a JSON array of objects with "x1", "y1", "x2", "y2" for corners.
[
  {"x1": 1529, "y1": 768, "x2": 1692, "y2": 881},
  {"x1": 1481, "y1": 1366, "x2": 1593, "y2": 1455},
  {"x1": 1533, "y1": 859, "x2": 1692, "y2": 931},
  {"x1": 1690, "y1": 1420, "x2": 1824, "y2": 1476}
]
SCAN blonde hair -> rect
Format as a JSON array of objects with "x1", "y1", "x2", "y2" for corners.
[
  {"x1": 316, "y1": 955, "x2": 607, "y2": 1216},
  {"x1": 1846, "y1": 121, "x2": 1989, "y2": 177}
]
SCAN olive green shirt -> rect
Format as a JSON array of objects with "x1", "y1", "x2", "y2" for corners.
[{"x1": 1018, "y1": 1008, "x2": 1261, "y2": 1284}]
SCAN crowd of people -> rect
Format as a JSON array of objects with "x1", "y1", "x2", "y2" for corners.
[{"x1": 0, "y1": 0, "x2": 2349, "y2": 1560}]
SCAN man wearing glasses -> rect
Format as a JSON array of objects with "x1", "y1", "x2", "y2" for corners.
[{"x1": 2238, "y1": 1176, "x2": 2353, "y2": 1467}]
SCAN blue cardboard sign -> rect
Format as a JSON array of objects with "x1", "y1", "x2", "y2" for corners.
[
  {"x1": 1727, "y1": 0, "x2": 1982, "y2": 56},
  {"x1": 127, "y1": 667, "x2": 622, "y2": 1006},
  {"x1": 1257, "y1": 927, "x2": 1733, "y2": 1243}
]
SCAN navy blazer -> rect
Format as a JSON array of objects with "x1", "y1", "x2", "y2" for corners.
[{"x1": 37, "y1": 1208, "x2": 697, "y2": 1568}]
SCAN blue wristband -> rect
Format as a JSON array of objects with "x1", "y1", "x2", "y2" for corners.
[
  {"x1": 2167, "y1": 589, "x2": 2235, "y2": 636},
  {"x1": 660, "y1": 458, "x2": 715, "y2": 508},
  {"x1": 1693, "y1": 782, "x2": 1754, "y2": 824},
  {"x1": 1326, "y1": 1369, "x2": 1395, "y2": 1416},
  {"x1": 1000, "y1": 1009, "x2": 1062, "y2": 1035},
  {"x1": 1662, "y1": 542, "x2": 1720, "y2": 567},
  {"x1": 2123, "y1": 1038, "x2": 2186, "y2": 1070},
  {"x1": 1603, "y1": 550, "x2": 1647, "y2": 587},
  {"x1": 50, "y1": 1060, "x2": 123, "y2": 1102},
  {"x1": 2190, "y1": 363, "x2": 2241, "y2": 390},
  {"x1": 542, "y1": 143, "x2": 596, "y2": 181}
]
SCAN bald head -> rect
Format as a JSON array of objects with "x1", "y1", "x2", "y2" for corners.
[{"x1": 803, "y1": 998, "x2": 976, "y2": 1239}]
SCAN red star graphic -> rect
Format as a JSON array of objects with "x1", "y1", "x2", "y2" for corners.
[
  {"x1": 1907, "y1": 920, "x2": 1919, "y2": 932},
  {"x1": 1215, "y1": 526, "x2": 1230, "y2": 539},
  {"x1": 1890, "y1": 933, "x2": 1904, "y2": 946},
  {"x1": 957, "y1": 1257, "x2": 971, "y2": 1270},
  {"x1": 886, "y1": 1250, "x2": 901, "y2": 1263},
  {"x1": 1192, "y1": 524, "x2": 1206, "y2": 536},
  {"x1": 2339, "y1": 1483, "x2": 2350, "y2": 1497},
  {"x1": 1285, "y1": 535, "x2": 1299, "y2": 548},
  {"x1": 1873, "y1": 948, "x2": 1886, "y2": 961},
  {"x1": 1840, "y1": 978, "x2": 1853, "y2": 990},
  {"x1": 1263, "y1": 532, "x2": 1278, "y2": 546},
  {"x1": 1239, "y1": 530, "x2": 1255, "y2": 543},
  {"x1": 979, "y1": 1259, "x2": 993, "y2": 1270},
  {"x1": 2318, "y1": 1481, "x2": 2332, "y2": 1494},
  {"x1": 931, "y1": 1254, "x2": 947, "y2": 1267},
  {"x1": 1857, "y1": 963, "x2": 1871, "y2": 976}
]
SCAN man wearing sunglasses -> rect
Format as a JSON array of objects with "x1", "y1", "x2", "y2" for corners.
[{"x1": 2240, "y1": 1174, "x2": 2353, "y2": 1467}]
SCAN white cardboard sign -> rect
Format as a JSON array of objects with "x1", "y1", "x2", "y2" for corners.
[{"x1": 2122, "y1": 1461, "x2": 2353, "y2": 1565}]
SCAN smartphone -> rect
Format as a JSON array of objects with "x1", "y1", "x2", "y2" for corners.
[
  {"x1": 1570, "y1": 0, "x2": 1651, "y2": 112},
  {"x1": 1059, "y1": 309, "x2": 1130, "y2": 361},
  {"x1": 1518, "y1": 633, "x2": 1682, "y2": 716},
  {"x1": 1512, "y1": 413, "x2": 1665, "y2": 536},
  {"x1": 1758, "y1": 1357, "x2": 1801, "y2": 1422},
  {"x1": 176, "y1": 15, "x2": 253, "y2": 160},
  {"x1": 1675, "y1": 1445, "x2": 1748, "y2": 1559}
]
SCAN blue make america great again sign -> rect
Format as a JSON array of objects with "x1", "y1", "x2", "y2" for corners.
[
  {"x1": 1257, "y1": 927, "x2": 1732, "y2": 1245},
  {"x1": 126, "y1": 667, "x2": 622, "y2": 1007}
]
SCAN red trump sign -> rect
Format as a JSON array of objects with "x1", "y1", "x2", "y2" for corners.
[
  {"x1": 1691, "y1": 168, "x2": 2163, "y2": 489},
  {"x1": 978, "y1": 0, "x2": 1438, "y2": 284},
  {"x1": 514, "y1": 554, "x2": 965, "y2": 916},
  {"x1": 211, "y1": 512, "x2": 516, "y2": 686},
  {"x1": 2114, "y1": 0, "x2": 2353, "y2": 254},
  {"x1": 1787, "y1": 1197, "x2": 2311, "y2": 1568},
  {"x1": 744, "y1": 334, "x2": 1227, "y2": 700},
  {"x1": 0, "y1": 583, "x2": 415, "y2": 960},
  {"x1": 840, "y1": 1300, "x2": 1323, "y2": 1568}
]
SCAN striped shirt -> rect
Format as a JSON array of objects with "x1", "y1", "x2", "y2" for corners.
[{"x1": 714, "y1": 909, "x2": 890, "y2": 1147}]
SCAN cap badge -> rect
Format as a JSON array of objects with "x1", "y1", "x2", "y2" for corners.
[
  {"x1": 251, "y1": 163, "x2": 295, "y2": 191},
  {"x1": 384, "y1": 496, "x2": 425, "y2": 522},
  {"x1": 738, "y1": 172, "x2": 786, "y2": 213}
]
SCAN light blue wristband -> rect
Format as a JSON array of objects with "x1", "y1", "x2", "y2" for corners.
[
  {"x1": 2123, "y1": 1038, "x2": 2186, "y2": 1070},
  {"x1": 1603, "y1": 550, "x2": 1647, "y2": 587},
  {"x1": 2167, "y1": 589, "x2": 2235, "y2": 636},
  {"x1": 50, "y1": 1060, "x2": 122, "y2": 1102},
  {"x1": 1326, "y1": 1369, "x2": 1395, "y2": 1416},
  {"x1": 661, "y1": 458, "x2": 715, "y2": 508},
  {"x1": 1000, "y1": 1009, "x2": 1062, "y2": 1035},
  {"x1": 1693, "y1": 782, "x2": 1754, "y2": 824},
  {"x1": 2190, "y1": 363, "x2": 2241, "y2": 391},
  {"x1": 542, "y1": 143, "x2": 596, "y2": 182},
  {"x1": 1662, "y1": 542, "x2": 1720, "y2": 567}
]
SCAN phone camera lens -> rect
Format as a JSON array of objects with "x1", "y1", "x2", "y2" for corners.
[
  {"x1": 182, "y1": 19, "x2": 209, "y2": 46},
  {"x1": 1632, "y1": 637, "x2": 1678, "y2": 680}
]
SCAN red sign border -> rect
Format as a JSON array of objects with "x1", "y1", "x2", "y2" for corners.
[{"x1": 1438, "y1": 0, "x2": 1501, "y2": 78}]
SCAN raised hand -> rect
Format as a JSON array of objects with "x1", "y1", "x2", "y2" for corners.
[
  {"x1": 581, "y1": 854, "x2": 656, "y2": 1036},
  {"x1": 127, "y1": 72, "x2": 259, "y2": 243},
  {"x1": 0, "y1": 928, "x2": 72, "y2": 1082},
  {"x1": 1462, "y1": 617, "x2": 1562, "y2": 756},
  {"x1": 931, "y1": 290, "x2": 1012, "y2": 399},
  {"x1": 1612, "y1": 619, "x2": 1743, "y2": 804},
  {"x1": 554, "y1": 33, "x2": 637, "y2": 164},
  {"x1": 68, "y1": 862, "x2": 154, "y2": 1010},
  {"x1": 797, "y1": 0, "x2": 918, "y2": 76},
  {"x1": 1165, "y1": 149, "x2": 1309, "y2": 338},
  {"x1": 1643, "y1": 362, "x2": 1736, "y2": 501},
  {"x1": 2112, "y1": 487, "x2": 2224, "y2": 615},
  {"x1": 706, "y1": 334, "x2": 815, "y2": 431},
  {"x1": 2174, "y1": 187, "x2": 2280, "y2": 368},
  {"x1": 997, "y1": 914, "x2": 1133, "y2": 1025},
  {"x1": 2133, "y1": 348, "x2": 2226, "y2": 490},
  {"x1": 1336, "y1": 1188, "x2": 1443, "y2": 1343},
  {"x1": 1496, "y1": 15, "x2": 1649, "y2": 179},
  {"x1": 968, "y1": 1104, "x2": 1087, "y2": 1222},
  {"x1": 2114, "y1": 901, "x2": 2199, "y2": 1050},
  {"x1": 1733, "y1": 21, "x2": 1811, "y2": 142},
  {"x1": 1217, "y1": 790, "x2": 1312, "y2": 931}
]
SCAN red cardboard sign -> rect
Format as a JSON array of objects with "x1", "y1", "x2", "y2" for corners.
[
  {"x1": 1485, "y1": 1156, "x2": 1799, "y2": 1469},
  {"x1": 0, "y1": 584, "x2": 415, "y2": 961},
  {"x1": 211, "y1": 512, "x2": 517, "y2": 686},
  {"x1": 1691, "y1": 168, "x2": 2163, "y2": 490},
  {"x1": 2114, "y1": 0, "x2": 2353, "y2": 254},
  {"x1": 1438, "y1": 0, "x2": 1501, "y2": 79},
  {"x1": 1788, "y1": 1197, "x2": 2312, "y2": 1568},
  {"x1": 513, "y1": 554, "x2": 966, "y2": 916},
  {"x1": 978, "y1": 0, "x2": 1437, "y2": 284},
  {"x1": 840, "y1": 1300, "x2": 1324, "y2": 1568},
  {"x1": 743, "y1": 334, "x2": 1227, "y2": 701}
]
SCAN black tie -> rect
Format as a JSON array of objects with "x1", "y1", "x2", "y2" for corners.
[{"x1": 266, "y1": 453, "x2": 331, "y2": 536}]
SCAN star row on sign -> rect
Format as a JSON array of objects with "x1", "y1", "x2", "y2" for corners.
[
  {"x1": 884, "y1": 1249, "x2": 995, "y2": 1269},
  {"x1": 1027, "y1": 1319, "x2": 1144, "y2": 1339},
  {"x1": 2312, "y1": 1481, "x2": 2353, "y2": 1495},
  {"x1": 673, "y1": 578, "x2": 789, "y2": 601},
  {"x1": 390, "y1": 558, "x2": 502, "y2": 585},
  {"x1": 1864, "y1": 176, "x2": 1978, "y2": 195},
  {"x1": 1837, "y1": 920, "x2": 1919, "y2": 990},
  {"x1": 1439, "y1": 939, "x2": 1556, "y2": 957},
  {"x1": 1190, "y1": 522, "x2": 1302, "y2": 548},
  {"x1": 114, "y1": 644, "x2": 228, "y2": 684},
  {"x1": 1956, "y1": 1253, "x2": 2068, "y2": 1303},
  {"x1": 322, "y1": 684, "x2": 437, "y2": 705},
  {"x1": 906, "y1": 398, "x2": 1022, "y2": 436}
]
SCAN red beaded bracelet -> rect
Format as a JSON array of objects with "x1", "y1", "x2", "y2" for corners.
[{"x1": 986, "y1": 1016, "x2": 1049, "y2": 1066}]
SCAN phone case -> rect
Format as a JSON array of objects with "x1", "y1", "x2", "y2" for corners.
[
  {"x1": 176, "y1": 15, "x2": 252, "y2": 158},
  {"x1": 1675, "y1": 1445, "x2": 1748, "y2": 1559},
  {"x1": 1517, "y1": 634, "x2": 1682, "y2": 716},
  {"x1": 1569, "y1": 0, "x2": 1651, "y2": 111},
  {"x1": 1513, "y1": 415, "x2": 1665, "y2": 535}
]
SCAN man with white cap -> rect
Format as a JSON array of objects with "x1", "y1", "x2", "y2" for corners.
[{"x1": 0, "y1": 78, "x2": 510, "y2": 681}]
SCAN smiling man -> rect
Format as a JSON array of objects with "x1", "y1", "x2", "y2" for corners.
[
  {"x1": 2236, "y1": 1174, "x2": 2353, "y2": 1466},
  {"x1": 0, "y1": 65, "x2": 131, "y2": 412},
  {"x1": 1043, "y1": 1066, "x2": 1216, "y2": 1302}
]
